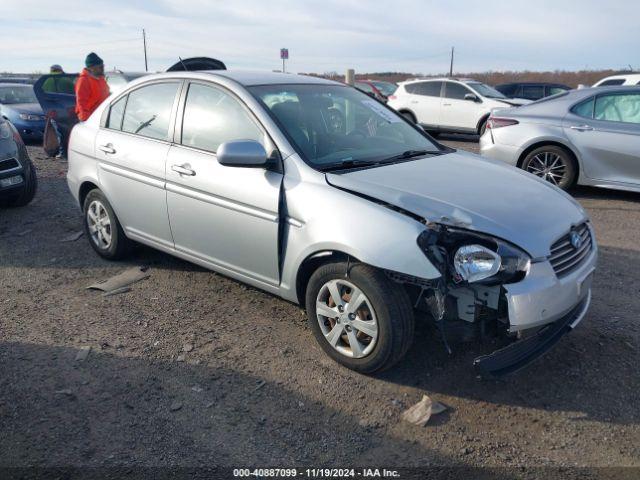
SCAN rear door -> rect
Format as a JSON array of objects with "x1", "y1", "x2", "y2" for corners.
[
  {"x1": 94, "y1": 80, "x2": 182, "y2": 248},
  {"x1": 165, "y1": 81, "x2": 282, "y2": 286},
  {"x1": 564, "y1": 90, "x2": 640, "y2": 185},
  {"x1": 439, "y1": 81, "x2": 484, "y2": 131},
  {"x1": 406, "y1": 81, "x2": 442, "y2": 127},
  {"x1": 33, "y1": 73, "x2": 78, "y2": 130}
]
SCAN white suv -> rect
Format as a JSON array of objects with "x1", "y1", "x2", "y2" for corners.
[
  {"x1": 593, "y1": 73, "x2": 640, "y2": 87},
  {"x1": 388, "y1": 78, "x2": 529, "y2": 135}
]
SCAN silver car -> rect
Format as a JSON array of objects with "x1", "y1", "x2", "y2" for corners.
[
  {"x1": 67, "y1": 71, "x2": 597, "y2": 376},
  {"x1": 480, "y1": 86, "x2": 640, "y2": 192}
]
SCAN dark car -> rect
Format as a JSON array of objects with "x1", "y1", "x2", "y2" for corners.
[
  {"x1": 355, "y1": 79, "x2": 398, "y2": 102},
  {"x1": 0, "y1": 77, "x2": 35, "y2": 85},
  {"x1": 0, "y1": 83, "x2": 46, "y2": 142},
  {"x1": 0, "y1": 117, "x2": 37, "y2": 207},
  {"x1": 494, "y1": 82, "x2": 571, "y2": 101}
]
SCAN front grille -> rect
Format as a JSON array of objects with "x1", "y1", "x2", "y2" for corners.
[
  {"x1": 549, "y1": 223, "x2": 593, "y2": 277},
  {"x1": 0, "y1": 158, "x2": 20, "y2": 172}
]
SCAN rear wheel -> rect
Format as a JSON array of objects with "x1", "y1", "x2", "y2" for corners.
[
  {"x1": 400, "y1": 111, "x2": 416, "y2": 124},
  {"x1": 478, "y1": 118, "x2": 488, "y2": 136},
  {"x1": 521, "y1": 145, "x2": 577, "y2": 190},
  {"x1": 82, "y1": 189, "x2": 131, "y2": 260},
  {"x1": 305, "y1": 262, "x2": 414, "y2": 373}
]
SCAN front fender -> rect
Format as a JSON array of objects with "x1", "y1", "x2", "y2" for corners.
[{"x1": 278, "y1": 177, "x2": 440, "y2": 303}]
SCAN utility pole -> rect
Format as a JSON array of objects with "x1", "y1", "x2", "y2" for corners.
[
  {"x1": 142, "y1": 28, "x2": 148, "y2": 72},
  {"x1": 449, "y1": 46, "x2": 454, "y2": 77}
]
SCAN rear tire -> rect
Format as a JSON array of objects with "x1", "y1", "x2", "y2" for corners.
[
  {"x1": 305, "y1": 262, "x2": 415, "y2": 373},
  {"x1": 5, "y1": 149, "x2": 37, "y2": 207},
  {"x1": 478, "y1": 118, "x2": 488, "y2": 136},
  {"x1": 82, "y1": 189, "x2": 131, "y2": 260},
  {"x1": 400, "y1": 111, "x2": 416, "y2": 124},
  {"x1": 521, "y1": 145, "x2": 577, "y2": 190}
]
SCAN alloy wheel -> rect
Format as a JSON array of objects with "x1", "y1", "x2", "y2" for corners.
[
  {"x1": 315, "y1": 279, "x2": 378, "y2": 358},
  {"x1": 87, "y1": 200, "x2": 112, "y2": 249},
  {"x1": 525, "y1": 151, "x2": 567, "y2": 186}
]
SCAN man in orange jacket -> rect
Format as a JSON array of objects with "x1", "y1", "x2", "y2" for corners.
[{"x1": 75, "y1": 52, "x2": 110, "y2": 121}]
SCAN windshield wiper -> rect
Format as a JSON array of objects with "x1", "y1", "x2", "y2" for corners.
[
  {"x1": 382, "y1": 149, "x2": 439, "y2": 162},
  {"x1": 320, "y1": 159, "x2": 382, "y2": 172}
]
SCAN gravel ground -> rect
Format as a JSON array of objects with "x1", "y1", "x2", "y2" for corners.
[{"x1": 0, "y1": 140, "x2": 638, "y2": 477}]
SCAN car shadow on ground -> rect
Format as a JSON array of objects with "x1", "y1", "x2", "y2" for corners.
[{"x1": 1, "y1": 341, "x2": 473, "y2": 472}]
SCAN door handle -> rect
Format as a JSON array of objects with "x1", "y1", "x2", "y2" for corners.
[
  {"x1": 410, "y1": 100, "x2": 419, "y2": 104},
  {"x1": 171, "y1": 164, "x2": 196, "y2": 176},
  {"x1": 98, "y1": 143, "x2": 116, "y2": 154},
  {"x1": 570, "y1": 125, "x2": 594, "y2": 131},
  {"x1": 442, "y1": 103, "x2": 451, "y2": 106}
]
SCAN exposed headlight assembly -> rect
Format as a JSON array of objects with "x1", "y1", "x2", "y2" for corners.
[{"x1": 417, "y1": 226, "x2": 530, "y2": 285}]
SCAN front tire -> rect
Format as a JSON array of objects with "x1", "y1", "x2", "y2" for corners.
[
  {"x1": 521, "y1": 145, "x2": 577, "y2": 190},
  {"x1": 83, "y1": 189, "x2": 131, "y2": 260},
  {"x1": 305, "y1": 262, "x2": 414, "y2": 373}
]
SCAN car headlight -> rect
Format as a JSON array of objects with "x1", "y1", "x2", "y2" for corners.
[
  {"x1": 417, "y1": 226, "x2": 531, "y2": 284},
  {"x1": 19, "y1": 113, "x2": 42, "y2": 121},
  {"x1": 0, "y1": 121, "x2": 11, "y2": 140},
  {"x1": 454, "y1": 244, "x2": 501, "y2": 282}
]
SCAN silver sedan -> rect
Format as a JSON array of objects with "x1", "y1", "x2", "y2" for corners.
[
  {"x1": 480, "y1": 86, "x2": 640, "y2": 192},
  {"x1": 67, "y1": 71, "x2": 596, "y2": 377}
]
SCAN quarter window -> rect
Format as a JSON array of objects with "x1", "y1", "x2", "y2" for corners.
[
  {"x1": 181, "y1": 83, "x2": 264, "y2": 153},
  {"x1": 443, "y1": 82, "x2": 472, "y2": 100},
  {"x1": 571, "y1": 97, "x2": 595, "y2": 118},
  {"x1": 594, "y1": 93, "x2": 640, "y2": 124},
  {"x1": 121, "y1": 82, "x2": 180, "y2": 141},
  {"x1": 106, "y1": 95, "x2": 127, "y2": 130}
]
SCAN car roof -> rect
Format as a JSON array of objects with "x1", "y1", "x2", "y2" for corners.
[
  {"x1": 0, "y1": 83, "x2": 34, "y2": 87},
  {"x1": 496, "y1": 82, "x2": 570, "y2": 87},
  {"x1": 400, "y1": 77, "x2": 477, "y2": 85},
  {"x1": 141, "y1": 70, "x2": 340, "y2": 87}
]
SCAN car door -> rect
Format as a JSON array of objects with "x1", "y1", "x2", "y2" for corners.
[
  {"x1": 165, "y1": 81, "x2": 282, "y2": 287},
  {"x1": 439, "y1": 81, "x2": 484, "y2": 131},
  {"x1": 406, "y1": 81, "x2": 442, "y2": 127},
  {"x1": 563, "y1": 91, "x2": 640, "y2": 185},
  {"x1": 94, "y1": 80, "x2": 181, "y2": 248},
  {"x1": 33, "y1": 73, "x2": 78, "y2": 132}
]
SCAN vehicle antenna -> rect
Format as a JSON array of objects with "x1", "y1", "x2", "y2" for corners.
[
  {"x1": 178, "y1": 56, "x2": 188, "y2": 71},
  {"x1": 142, "y1": 28, "x2": 148, "y2": 72}
]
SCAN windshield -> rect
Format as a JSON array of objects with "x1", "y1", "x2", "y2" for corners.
[
  {"x1": 467, "y1": 82, "x2": 506, "y2": 99},
  {"x1": 0, "y1": 85, "x2": 38, "y2": 104},
  {"x1": 250, "y1": 84, "x2": 440, "y2": 170},
  {"x1": 371, "y1": 81, "x2": 398, "y2": 96}
]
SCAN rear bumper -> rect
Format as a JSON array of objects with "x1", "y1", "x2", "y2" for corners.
[
  {"x1": 479, "y1": 132, "x2": 521, "y2": 166},
  {"x1": 474, "y1": 290, "x2": 591, "y2": 378}
]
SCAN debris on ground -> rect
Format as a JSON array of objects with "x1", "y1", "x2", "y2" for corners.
[
  {"x1": 254, "y1": 380, "x2": 266, "y2": 391},
  {"x1": 170, "y1": 401, "x2": 183, "y2": 412},
  {"x1": 102, "y1": 286, "x2": 132, "y2": 297},
  {"x1": 87, "y1": 267, "x2": 150, "y2": 294},
  {"x1": 54, "y1": 389, "x2": 74, "y2": 397},
  {"x1": 401, "y1": 394, "x2": 447, "y2": 426},
  {"x1": 60, "y1": 231, "x2": 84, "y2": 243},
  {"x1": 183, "y1": 343, "x2": 194, "y2": 352},
  {"x1": 74, "y1": 346, "x2": 91, "y2": 361}
]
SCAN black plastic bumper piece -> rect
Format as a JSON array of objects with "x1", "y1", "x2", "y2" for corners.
[{"x1": 474, "y1": 293, "x2": 590, "y2": 378}]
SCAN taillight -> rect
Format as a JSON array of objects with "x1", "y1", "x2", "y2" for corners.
[
  {"x1": 487, "y1": 117, "x2": 519, "y2": 129},
  {"x1": 388, "y1": 94, "x2": 397, "y2": 100}
]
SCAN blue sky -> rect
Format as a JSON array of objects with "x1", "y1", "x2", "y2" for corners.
[{"x1": 0, "y1": 0, "x2": 638, "y2": 74}]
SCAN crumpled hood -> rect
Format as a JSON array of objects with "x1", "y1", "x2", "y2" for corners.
[{"x1": 326, "y1": 151, "x2": 587, "y2": 259}]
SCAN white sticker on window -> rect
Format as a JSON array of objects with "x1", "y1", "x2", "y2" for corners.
[{"x1": 360, "y1": 99, "x2": 401, "y2": 123}]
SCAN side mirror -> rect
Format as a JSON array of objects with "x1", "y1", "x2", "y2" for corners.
[
  {"x1": 217, "y1": 140, "x2": 269, "y2": 168},
  {"x1": 464, "y1": 93, "x2": 479, "y2": 102}
]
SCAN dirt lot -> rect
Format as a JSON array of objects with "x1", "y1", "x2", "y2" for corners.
[{"x1": 1, "y1": 139, "x2": 639, "y2": 477}]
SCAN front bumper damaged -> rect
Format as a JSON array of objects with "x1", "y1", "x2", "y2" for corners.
[{"x1": 474, "y1": 290, "x2": 591, "y2": 378}]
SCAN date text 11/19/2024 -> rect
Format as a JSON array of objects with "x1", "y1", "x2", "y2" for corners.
[{"x1": 233, "y1": 468, "x2": 401, "y2": 478}]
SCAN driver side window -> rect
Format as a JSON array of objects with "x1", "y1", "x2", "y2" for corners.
[
  {"x1": 594, "y1": 93, "x2": 640, "y2": 124},
  {"x1": 181, "y1": 83, "x2": 265, "y2": 153}
]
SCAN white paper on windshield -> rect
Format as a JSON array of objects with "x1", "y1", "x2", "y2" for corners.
[{"x1": 360, "y1": 99, "x2": 401, "y2": 123}]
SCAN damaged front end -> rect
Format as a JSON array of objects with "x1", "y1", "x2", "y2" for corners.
[{"x1": 387, "y1": 222, "x2": 579, "y2": 378}]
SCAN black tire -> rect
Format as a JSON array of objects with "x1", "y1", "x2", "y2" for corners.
[
  {"x1": 478, "y1": 118, "x2": 488, "y2": 136},
  {"x1": 5, "y1": 148, "x2": 37, "y2": 207},
  {"x1": 305, "y1": 262, "x2": 415, "y2": 373},
  {"x1": 400, "y1": 111, "x2": 416, "y2": 124},
  {"x1": 521, "y1": 145, "x2": 577, "y2": 190},
  {"x1": 82, "y1": 189, "x2": 131, "y2": 260}
]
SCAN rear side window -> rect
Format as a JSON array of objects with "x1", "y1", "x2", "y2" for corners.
[
  {"x1": 443, "y1": 82, "x2": 471, "y2": 100},
  {"x1": 106, "y1": 95, "x2": 127, "y2": 130},
  {"x1": 181, "y1": 83, "x2": 264, "y2": 153},
  {"x1": 356, "y1": 82, "x2": 375, "y2": 94},
  {"x1": 122, "y1": 82, "x2": 180, "y2": 141},
  {"x1": 548, "y1": 86, "x2": 568, "y2": 96},
  {"x1": 594, "y1": 93, "x2": 640, "y2": 124},
  {"x1": 598, "y1": 79, "x2": 625, "y2": 86},
  {"x1": 406, "y1": 81, "x2": 442, "y2": 97},
  {"x1": 520, "y1": 85, "x2": 544, "y2": 100},
  {"x1": 496, "y1": 84, "x2": 517, "y2": 96},
  {"x1": 571, "y1": 97, "x2": 595, "y2": 118}
]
